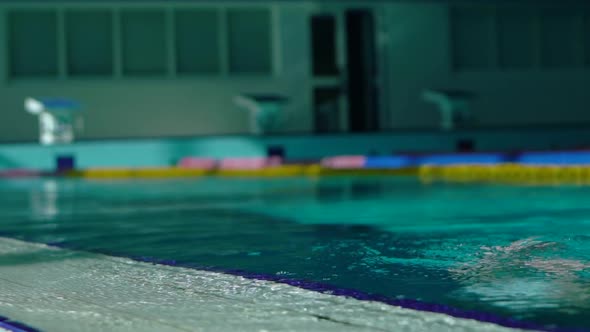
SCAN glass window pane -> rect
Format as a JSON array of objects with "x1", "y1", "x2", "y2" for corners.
[
  {"x1": 450, "y1": 7, "x2": 495, "y2": 71},
  {"x1": 540, "y1": 8, "x2": 578, "y2": 68},
  {"x1": 121, "y1": 10, "x2": 167, "y2": 76},
  {"x1": 227, "y1": 8, "x2": 272, "y2": 74},
  {"x1": 8, "y1": 10, "x2": 58, "y2": 78},
  {"x1": 66, "y1": 10, "x2": 113, "y2": 76},
  {"x1": 586, "y1": 11, "x2": 590, "y2": 66},
  {"x1": 175, "y1": 9, "x2": 220, "y2": 74},
  {"x1": 497, "y1": 8, "x2": 535, "y2": 69}
]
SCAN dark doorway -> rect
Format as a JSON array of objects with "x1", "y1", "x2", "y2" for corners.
[
  {"x1": 313, "y1": 87, "x2": 341, "y2": 133},
  {"x1": 311, "y1": 15, "x2": 339, "y2": 76},
  {"x1": 346, "y1": 9, "x2": 378, "y2": 132},
  {"x1": 310, "y1": 9, "x2": 378, "y2": 133},
  {"x1": 311, "y1": 13, "x2": 341, "y2": 133}
]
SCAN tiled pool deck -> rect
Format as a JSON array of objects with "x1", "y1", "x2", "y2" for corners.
[{"x1": 0, "y1": 237, "x2": 525, "y2": 332}]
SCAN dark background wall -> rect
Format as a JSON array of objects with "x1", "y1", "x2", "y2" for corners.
[{"x1": 0, "y1": 1, "x2": 588, "y2": 141}]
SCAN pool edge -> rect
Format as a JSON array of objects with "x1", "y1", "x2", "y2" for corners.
[
  {"x1": 47, "y1": 244, "x2": 583, "y2": 332},
  {"x1": 0, "y1": 315, "x2": 41, "y2": 332}
]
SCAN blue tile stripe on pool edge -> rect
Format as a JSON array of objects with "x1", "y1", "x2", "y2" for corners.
[{"x1": 0, "y1": 315, "x2": 41, "y2": 332}]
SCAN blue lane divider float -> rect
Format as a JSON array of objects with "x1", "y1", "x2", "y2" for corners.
[
  {"x1": 415, "y1": 153, "x2": 506, "y2": 166},
  {"x1": 363, "y1": 156, "x2": 414, "y2": 168},
  {"x1": 360, "y1": 151, "x2": 590, "y2": 169},
  {"x1": 363, "y1": 153, "x2": 506, "y2": 168},
  {"x1": 517, "y1": 151, "x2": 590, "y2": 165}
]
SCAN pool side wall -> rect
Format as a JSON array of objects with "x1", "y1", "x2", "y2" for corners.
[{"x1": 3, "y1": 128, "x2": 590, "y2": 171}]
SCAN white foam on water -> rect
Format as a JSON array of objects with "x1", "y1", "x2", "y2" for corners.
[{"x1": 0, "y1": 237, "x2": 527, "y2": 332}]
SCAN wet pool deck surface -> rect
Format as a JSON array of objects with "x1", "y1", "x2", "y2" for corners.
[{"x1": 0, "y1": 237, "x2": 524, "y2": 332}]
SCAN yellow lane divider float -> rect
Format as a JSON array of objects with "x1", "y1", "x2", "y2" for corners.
[
  {"x1": 66, "y1": 165, "x2": 417, "y2": 179},
  {"x1": 66, "y1": 163, "x2": 590, "y2": 185},
  {"x1": 418, "y1": 164, "x2": 590, "y2": 185}
]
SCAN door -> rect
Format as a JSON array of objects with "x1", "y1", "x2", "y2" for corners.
[
  {"x1": 310, "y1": 8, "x2": 379, "y2": 133},
  {"x1": 346, "y1": 9, "x2": 378, "y2": 132}
]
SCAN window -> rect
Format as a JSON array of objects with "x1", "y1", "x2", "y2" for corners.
[
  {"x1": 5, "y1": 5, "x2": 277, "y2": 80},
  {"x1": 497, "y1": 8, "x2": 535, "y2": 69},
  {"x1": 121, "y1": 10, "x2": 167, "y2": 76},
  {"x1": 540, "y1": 8, "x2": 579, "y2": 68},
  {"x1": 451, "y1": 5, "x2": 590, "y2": 71},
  {"x1": 66, "y1": 10, "x2": 113, "y2": 76},
  {"x1": 583, "y1": 10, "x2": 590, "y2": 66},
  {"x1": 175, "y1": 9, "x2": 220, "y2": 75},
  {"x1": 450, "y1": 7, "x2": 495, "y2": 71},
  {"x1": 8, "y1": 10, "x2": 58, "y2": 78},
  {"x1": 227, "y1": 8, "x2": 272, "y2": 74}
]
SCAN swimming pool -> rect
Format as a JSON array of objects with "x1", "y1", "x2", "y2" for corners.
[{"x1": 0, "y1": 176, "x2": 589, "y2": 331}]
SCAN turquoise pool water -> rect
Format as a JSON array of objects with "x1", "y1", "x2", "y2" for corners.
[{"x1": 0, "y1": 177, "x2": 589, "y2": 331}]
